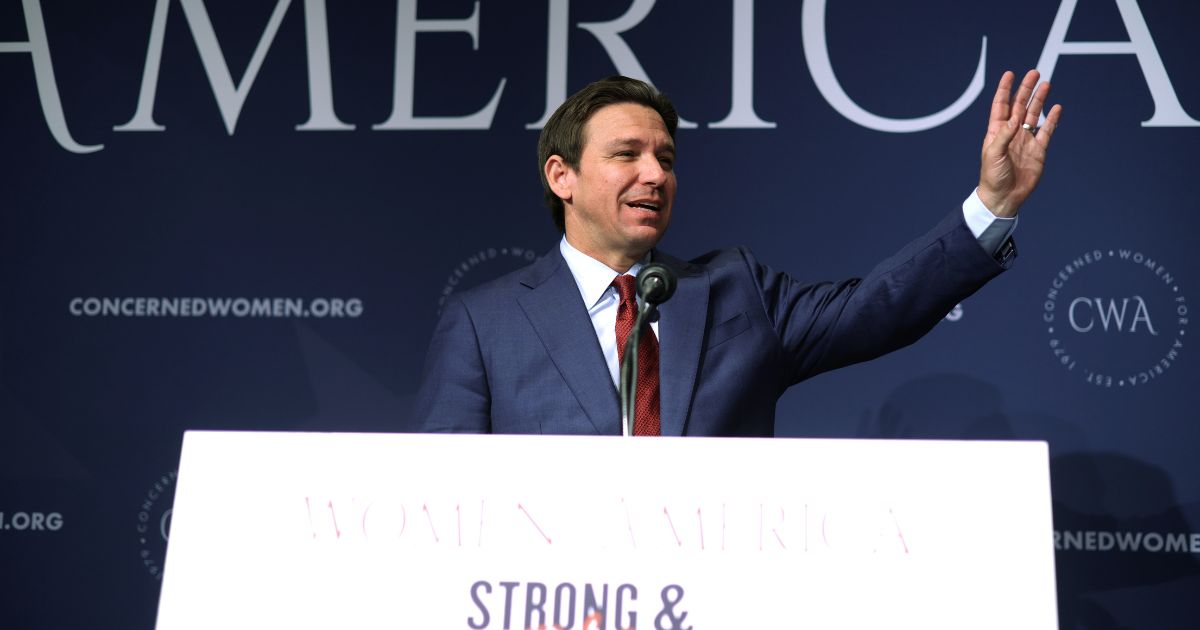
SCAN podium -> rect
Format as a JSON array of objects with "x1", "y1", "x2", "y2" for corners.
[{"x1": 155, "y1": 432, "x2": 1057, "y2": 629}]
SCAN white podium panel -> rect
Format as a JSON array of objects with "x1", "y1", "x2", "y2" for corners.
[{"x1": 156, "y1": 432, "x2": 1056, "y2": 629}]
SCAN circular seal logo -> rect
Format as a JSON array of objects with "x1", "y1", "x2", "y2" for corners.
[
  {"x1": 135, "y1": 471, "x2": 177, "y2": 580},
  {"x1": 438, "y1": 246, "x2": 539, "y2": 313},
  {"x1": 1042, "y1": 249, "x2": 1186, "y2": 387}
]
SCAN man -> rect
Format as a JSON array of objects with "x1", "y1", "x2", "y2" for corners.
[{"x1": 413, "y1": 72, "x2": 1062, "y2": 436}]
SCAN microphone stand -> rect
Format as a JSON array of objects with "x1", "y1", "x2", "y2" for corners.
[
  {"x1": 618, "y1": 263, "x2": 677, "y2": 437},
  {"x1": 619, "y1": 299, "x2": 660, "y2": 437}
]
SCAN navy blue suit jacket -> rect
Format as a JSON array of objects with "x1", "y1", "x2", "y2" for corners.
[{"x1": 412, "y1": 211, "x2": 1008, "y2": 436}]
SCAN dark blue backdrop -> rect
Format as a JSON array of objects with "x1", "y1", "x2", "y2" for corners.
[{"x1": 3, "y1": 1, "x2": 1198, "y2": 628}]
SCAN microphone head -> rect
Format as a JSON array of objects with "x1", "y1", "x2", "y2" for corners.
[{"x1": 636, "y1": 263, "x2": 677, "y2": 305}]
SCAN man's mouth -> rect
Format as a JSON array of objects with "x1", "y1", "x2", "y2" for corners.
[{"x1": 626, "y1": 200, "x2": 661, "y2": 212}]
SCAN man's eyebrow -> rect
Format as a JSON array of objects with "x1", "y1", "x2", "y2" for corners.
[{"x1": 603, "y1": 138, "x2": 676, "y2": 154}]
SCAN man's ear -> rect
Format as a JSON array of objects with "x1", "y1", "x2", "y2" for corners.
[{"x1": 545, "y1": 155, "x2": 574, "y2": 204}]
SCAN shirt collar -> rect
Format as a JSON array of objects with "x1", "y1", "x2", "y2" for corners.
[{"x1": 559, "y1": 236, "x2": 646, "y2": 309}]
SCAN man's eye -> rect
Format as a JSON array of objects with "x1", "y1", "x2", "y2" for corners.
[{"x1": 659, "y1": 157, "x2": 674, "y2": 169}]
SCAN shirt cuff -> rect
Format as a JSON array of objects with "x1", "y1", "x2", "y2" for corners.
[{"x1": 963, "y1": 188, "x2": 1017, "y2": 256}]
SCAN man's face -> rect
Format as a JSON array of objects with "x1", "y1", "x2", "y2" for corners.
[{"x1": 557, "y1": 102, "x2": 676, "y2": 270}]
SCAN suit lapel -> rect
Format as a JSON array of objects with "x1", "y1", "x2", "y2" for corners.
[
  {"x1": 517, "y1": 250, "x2": 620, "y2": 435},
  {"x1": 654, "y1": 251, "x2": 709, "y2": 437}
]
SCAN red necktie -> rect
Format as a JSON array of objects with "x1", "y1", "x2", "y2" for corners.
[{"x1": 612, "y1": 275, "x2": 662, "y2": 436}]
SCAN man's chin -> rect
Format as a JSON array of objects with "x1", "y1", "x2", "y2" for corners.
[{"x1": 624, "y1": 227, "x2": 666, "y2": 253}]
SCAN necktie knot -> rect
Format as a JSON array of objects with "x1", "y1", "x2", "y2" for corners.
[{"x1": 612, "y1": 274, "x2": 637, "y2": 306}]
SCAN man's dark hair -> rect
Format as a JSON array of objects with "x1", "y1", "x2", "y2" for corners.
[{"x1": 538, "y1": 76, "x2": 678, "y2": 232}]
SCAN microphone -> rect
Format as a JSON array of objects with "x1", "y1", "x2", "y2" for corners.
[
  {"x1": 620, "y1": 263, "x2": 677, "y2": 437},
  {"x1": 636, "y1": 263, "x2": 676, "y2": 305}
]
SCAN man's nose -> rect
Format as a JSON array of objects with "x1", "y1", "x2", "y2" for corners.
[{"x1": 639, "y1": 154, "x2": 667, "y2": 186}]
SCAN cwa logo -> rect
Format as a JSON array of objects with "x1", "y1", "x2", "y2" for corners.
[
  {"x1": 1043, "y1": 249, "x2": 1186, "y2": 387},
  {"x1": 135, "y1": 471, "x2": 177, "y2": 580}
]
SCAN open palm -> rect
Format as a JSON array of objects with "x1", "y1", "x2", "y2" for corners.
[{"x1": 978, "y1": 70, "x2": 1064, "y2": 218}]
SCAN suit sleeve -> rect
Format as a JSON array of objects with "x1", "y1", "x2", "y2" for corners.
[
  {"x1": 410, "y1": 295, "x2": 492, "y2": 433},
  {"x1": 752, "y1": 210, "x2": 1008, "y2": 385}
]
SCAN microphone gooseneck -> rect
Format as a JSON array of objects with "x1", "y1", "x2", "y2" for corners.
[{"x1": 620, "y1": 263, "x2": 678, "y2": 437}]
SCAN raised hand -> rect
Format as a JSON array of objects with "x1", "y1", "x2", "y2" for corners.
[{"x1": 978, "y1": 70, "x2": 1063, "y2": 218}]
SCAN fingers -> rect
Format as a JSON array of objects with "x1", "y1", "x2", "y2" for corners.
[
  {"x1": 1009, "y1": 69, "x2": 1039, "y2": 129},
  {"x1": 1025, "y1": 81, "x2": 1050, "y2": 127},
  {"x1": 1037, "y1": 103, "x2": 1064, "y2": 145},
  {"x1": 989, "y1": 71, "x2": 1015, "y2": 125},
  {"x1": 985, "y1": 69, "x2": 1060, "y2": 157}
]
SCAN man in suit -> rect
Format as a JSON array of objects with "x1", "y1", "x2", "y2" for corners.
[{"x1": 412, "y1": 73, "x2": 1062, "y2": 436}]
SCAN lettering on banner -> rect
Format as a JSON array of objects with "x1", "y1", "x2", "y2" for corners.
[
  {"x1": 115, "y1": 0, "x2": 311, "y2": 134},
  {"x1": 801, "y1": 0, "x2": 987, "y2": 133},
  {"x1": 0, "y1": 510, "x2": 65, "y2": 531},
  {"x1": 4, "y1": 0, "x2": 1195, "y2": 152},
  {"x1": 135, "y1": 471, "x2": 177, "y2": 580},
  {"x1": 372, "y1": 0, "x2": 506, "y2": 130},
  {"x1": 303, "y1": 494, "x2": 912, "y2": 556},
  {"x1": 1055, "y1": 529, "x2": 1200, "y2": 555},
  {"x1": 1035, "y1": 0, "x2": 1199, "y2": 127},
  {"x1": 466, "y1": 580, "x2": 684, "y2": 630},
  {"x1": 0, "y1": 0, "x2": 102, "y2": 152},
  {"x1": 67, "y1": 296, "x2": 364, "y2": 319}
]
